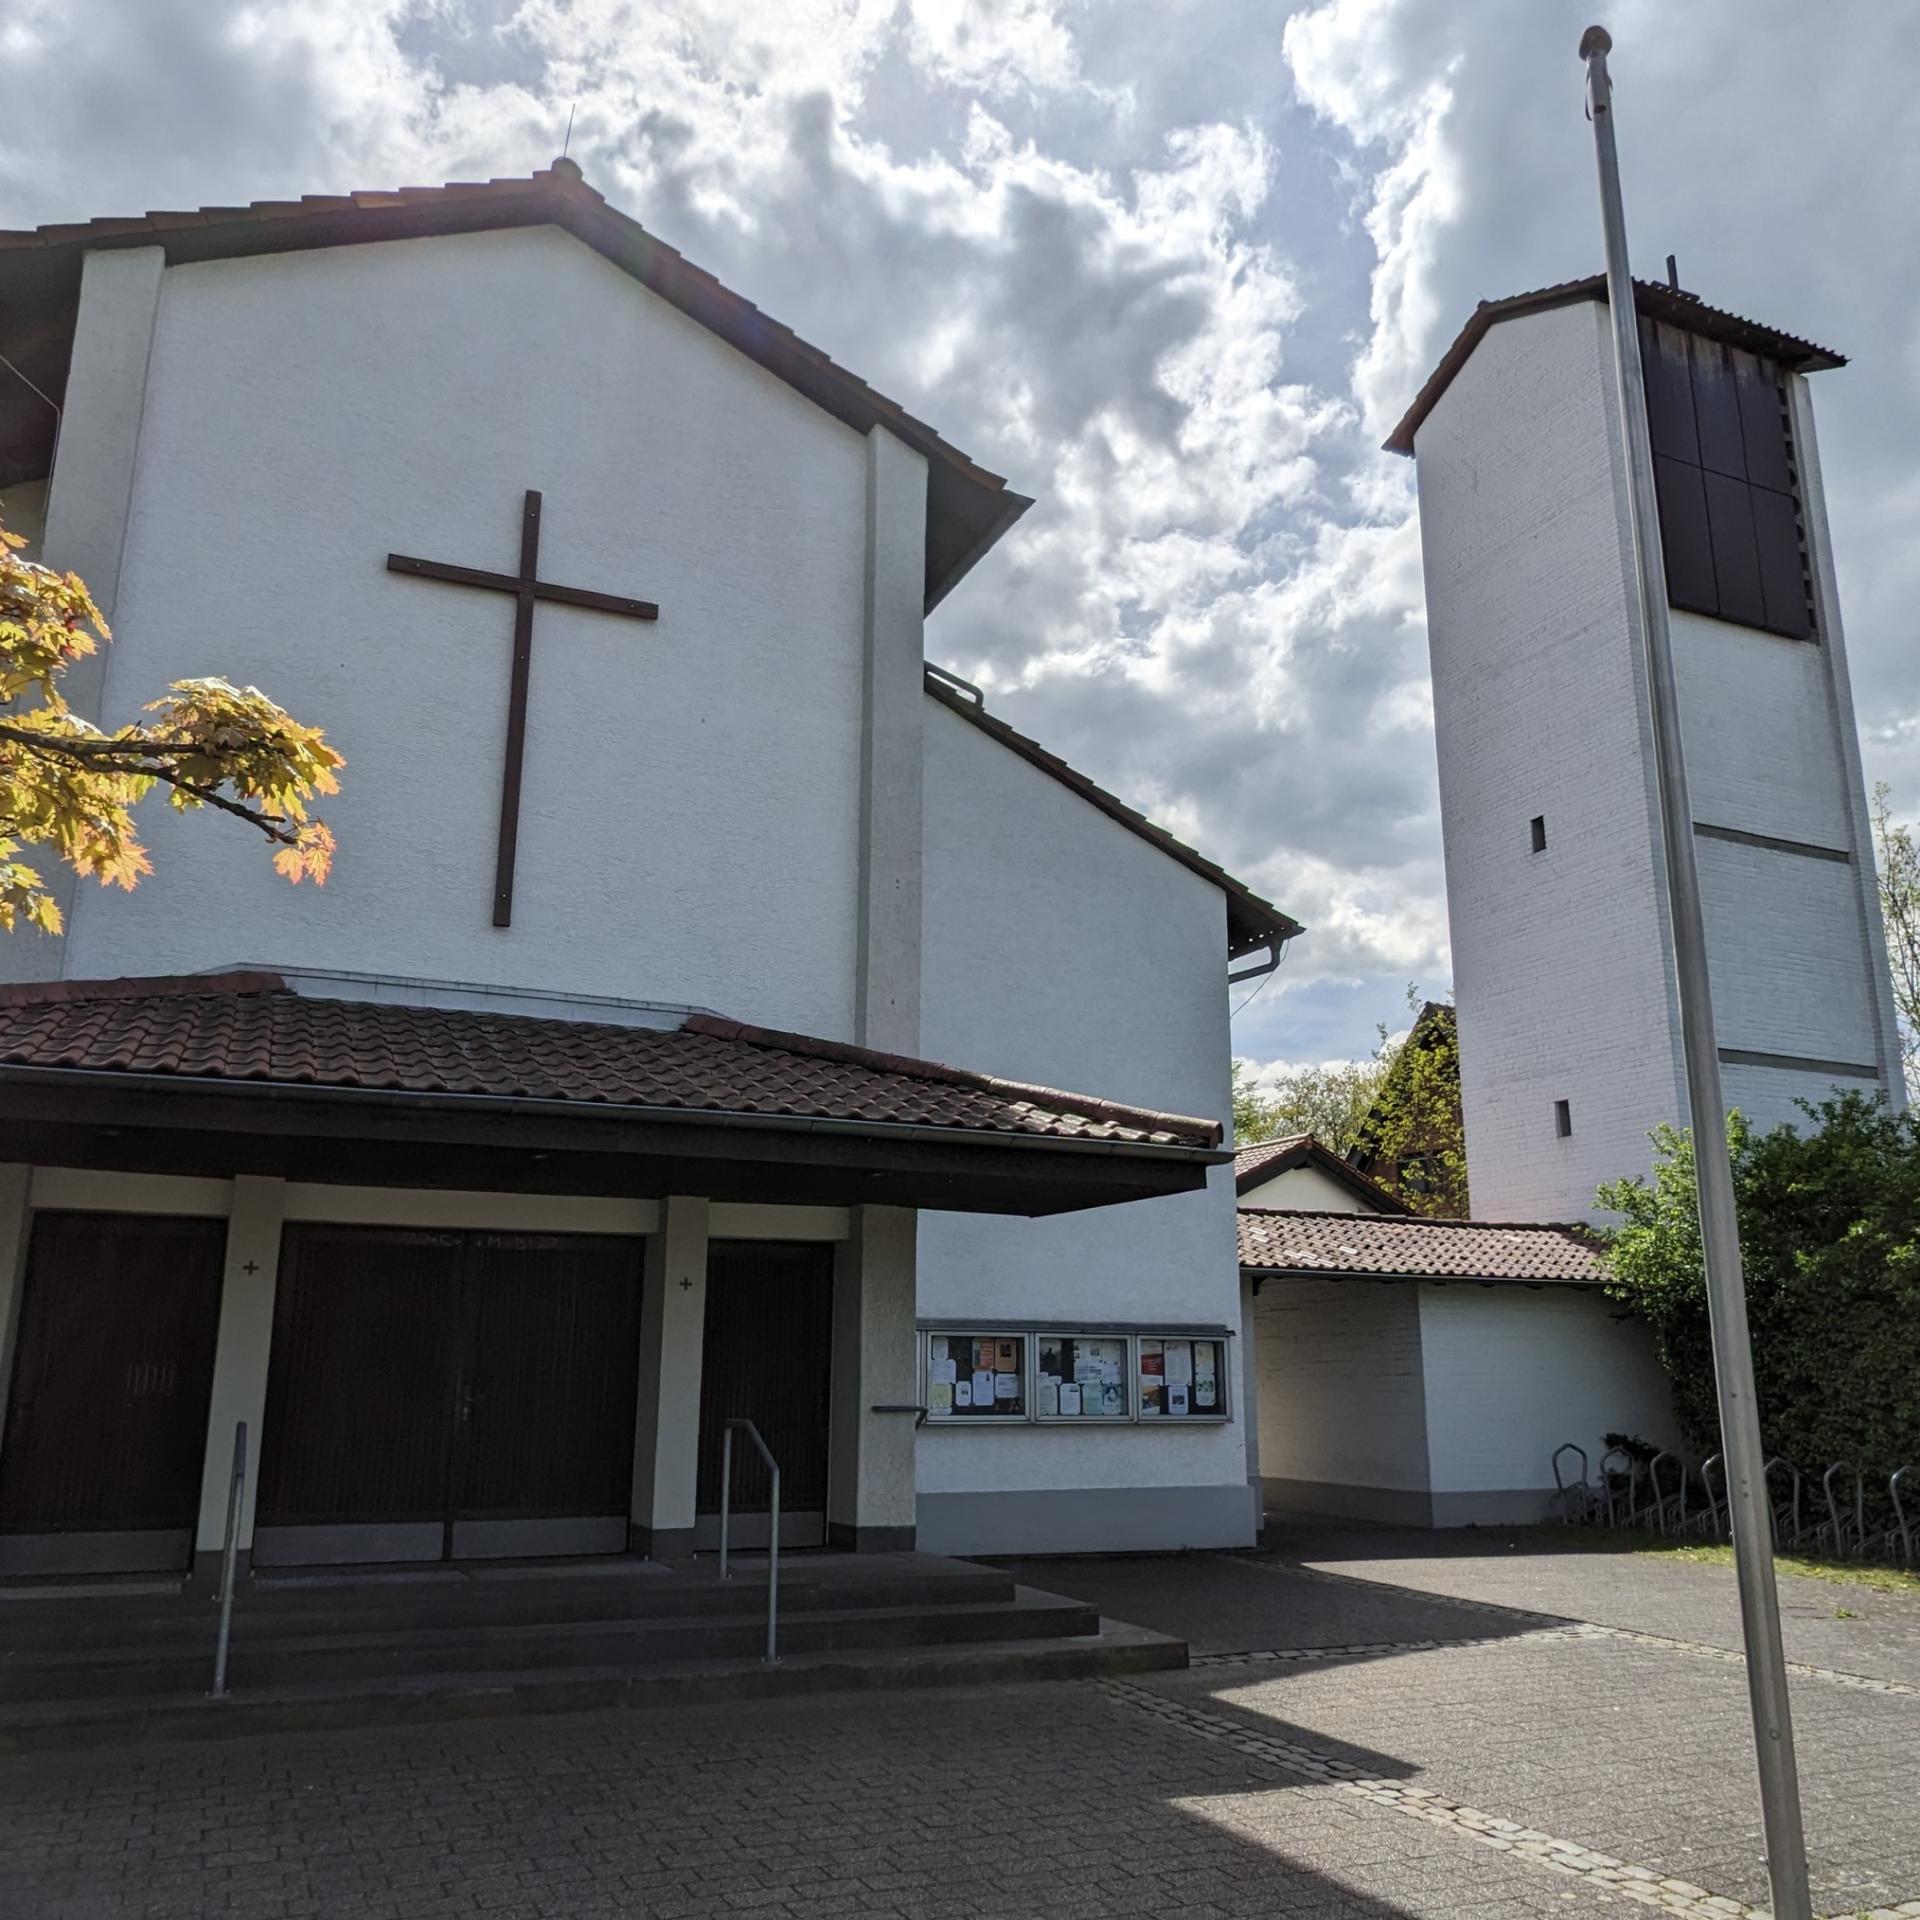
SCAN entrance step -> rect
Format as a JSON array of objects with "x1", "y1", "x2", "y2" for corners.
[
  {"x1": 0, "y1": 1553, "x2": 1021, "y2": 1656},
  {"x1": 0, "y1": 1619, "x2": 1184, "y2": 1752},
  {"x1": 1, "y1": 1587, "x2": 1098, "y2": 1703}
]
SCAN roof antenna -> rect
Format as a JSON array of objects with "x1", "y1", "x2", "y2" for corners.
[{"x1": 562, "y1": 102, "x2": 576, "y2": 161}]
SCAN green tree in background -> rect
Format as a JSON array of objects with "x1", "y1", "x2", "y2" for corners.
[
  {"x1": 1231, "y1": 1053, "x2": 1387, "y2": 1153},
  {"x1": 1597, "y1": 1093, "x2": 1920, "y2": 1472}
]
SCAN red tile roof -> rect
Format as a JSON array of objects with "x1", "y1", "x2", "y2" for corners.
[
  {"x1": 0, "y1": 161, "x2": 1029, "y2": 607},
  {"x1": 0, "y1": 975, "x2": 1222, "y2": 1150},
  {"x1": 1238, "y1": 1208, "x2": 1606, "y2": 1285},
  {"x1": 1232, "y1": 1134, "x2": 1407, "y2": 1212},
  {"x1": 1384, "y1": 275, "x2": 1846, "y2": 456}
]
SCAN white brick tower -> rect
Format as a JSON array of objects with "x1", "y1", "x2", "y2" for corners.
[{"x1": 1390, "y1": 279, "x2": 1905, "y2": 1222}]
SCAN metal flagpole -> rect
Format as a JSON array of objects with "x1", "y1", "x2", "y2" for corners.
[{"x1": 1576, "y1": 27, "x2": 1812, "y2": 1916}]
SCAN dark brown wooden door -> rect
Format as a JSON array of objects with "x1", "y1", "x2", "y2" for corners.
[
  {"x1": 257, "y1": 1226, "x2": 466, "y2": 1565},
  {"x1": 0, "y1": 1211, "x2": 226, "y2": 1576},
  {"x1": 255, "y1": 1225, "x2": 642, "y2": 1566},
  {"x1": 451, "y1": 1233, "x2": 642, "y2": 1559},
  {"x1": 697, "y1": 1243, "x2": 833, "y2": 1548}
]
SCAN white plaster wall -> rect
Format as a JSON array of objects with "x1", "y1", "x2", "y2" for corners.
[
  {"x1": 916, "y1": 697, "x2": 1246, "y2": 1521},
  {"x1": 1252, "y1": 1279, "x2": 1429, "y2": 1493},
  {"x1": 63, "y1": 227, "x2": 870, "y2": 1037},
  {"x1": 1697, "y1": 837, "x2": 1880, "y2": 1065},
  {"x1": 0, "y1": 480, "x2": 47, "y2": 556},
  {"x1": 1674, "y1": 615, "x2": 1851, "y2": 848},
  {"x1": 1238, "y1": 1164, "x2": 1382, "y2": 1212},
  {"x1": 1416, "y1": 300, "x2": 1685, "y2": 1224},
  {"x1": 1417, "y1": 1286, "x2": 1679, "y2": 1497},
  {"x1": 1719, "y1": 1062, "x2": 1877, "y2": 1140}
]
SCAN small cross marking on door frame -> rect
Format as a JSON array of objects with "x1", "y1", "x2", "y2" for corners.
[
  {"x1": 679, "y1": 1277, "x2": 694, "y2": 1291},
  {"x1": 242, "y1": 1260, "x2": 261, "y2": 1276}
]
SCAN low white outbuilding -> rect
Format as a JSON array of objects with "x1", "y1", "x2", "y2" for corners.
[{"x1": 1236, "y1": 1153, "x2": 1679, "y2": 1527}]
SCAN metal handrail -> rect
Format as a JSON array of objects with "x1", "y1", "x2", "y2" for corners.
[
  {"x1": 718, "y1": 1418, "x2": 780, "y2": 1665},
  {"x1": 210, "y1": 1420, "x2": 247, "y2": 1699}
]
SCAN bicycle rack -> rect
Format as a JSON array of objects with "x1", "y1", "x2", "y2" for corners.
[
  {"x1": 1762, "y1": 1457, "x2": 1803, "y2": 1550},
  {"x1": 1646, "y1": 1452, "x2": 1682, "y2": 1535},
  {"x1": 1697, "y1": 1455, "x2": 1727, "y2": 1541},
  {"x1": 1821, "y1": 1462, "x2": 1866, "y2": 1560},
  {"x1": 1552, "y1": 1443, "x2": 1592, "y2": 1525},
  {"x1": 1597, "y1": 1445, "x2": 1633, "y2": 1529}
]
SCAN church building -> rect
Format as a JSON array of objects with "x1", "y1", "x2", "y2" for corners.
[{"x1": 0, "y1": 161, "x2": 1299, "y2": 1583}]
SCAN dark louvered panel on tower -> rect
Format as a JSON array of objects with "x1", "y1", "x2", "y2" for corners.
[
  {"x1": 1642, "y1": 317, "x2": 1812, "y2": 641},
  {"x1": 0, "y1": 1211, "x2": 226, "y2": 1574}
]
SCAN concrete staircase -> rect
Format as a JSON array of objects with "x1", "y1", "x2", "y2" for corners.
[{"x1": 0, "y1": 1552, "x2": 1182, "y2": 1747}]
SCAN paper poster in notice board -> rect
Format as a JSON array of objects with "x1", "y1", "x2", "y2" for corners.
[{"x1": 1138, "y1": 1338, "x2": 1165, "y2": 1417}]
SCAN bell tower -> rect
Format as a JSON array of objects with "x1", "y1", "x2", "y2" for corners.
[{"x1": 1390, "y1": 277, "x2": 1904, "y2": 1221}]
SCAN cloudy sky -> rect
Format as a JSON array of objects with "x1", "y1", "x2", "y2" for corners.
[{"x1": 4, "y1": 0, "x2": 1914, "y2": 1078}]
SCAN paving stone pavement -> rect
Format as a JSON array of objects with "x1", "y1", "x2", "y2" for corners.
[
  {"x1": 1005, "y1": 1536, "x2": 1920, "y2": 1918},
  {"x1": 1271, "y1": 1519, "x2": 1920, "y2": 1692},
  {"x1": 6, "y1": 1531, "x2": 1917, "y2": 1919},
  {"x1": 0, "y1": 1681, "x2": 1640, "y2": 1920}
]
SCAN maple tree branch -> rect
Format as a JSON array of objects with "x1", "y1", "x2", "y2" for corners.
[{"x1": 0, "y1": 722, "x2": 298, "y2": 846}]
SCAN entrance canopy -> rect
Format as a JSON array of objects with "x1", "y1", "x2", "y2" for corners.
[{"x1": 0, "y1": 974, "x2": 1226, "y2": 1216}]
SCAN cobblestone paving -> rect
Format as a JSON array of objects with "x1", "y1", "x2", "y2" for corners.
[
  {"x1": 1007, "y1": 1538, "x2": 1920, "y2": 1918},
  {"x1": 1273, "y1": 1519, "x2": 1920, "y2": 1691},
  {"x1": 0, "y1": 1682, "x2": 1638, "y2": 1920},
  {"x1": 6, "y1": 1533, "x2": 1917, "y2": 1918}
]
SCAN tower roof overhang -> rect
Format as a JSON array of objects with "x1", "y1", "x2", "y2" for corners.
[{"x1": 1384, "y1": 275, "x2": 1846, "y2": 458}]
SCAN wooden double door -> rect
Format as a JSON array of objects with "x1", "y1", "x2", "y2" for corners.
[
  {"x1": 0, "y1": 1212, "x2": 227, "y2": 1576},
  {"x1": 255, "y1": 1225, "x2": 643, "y2": 1567}
]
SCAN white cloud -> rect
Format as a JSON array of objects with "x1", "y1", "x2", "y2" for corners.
[{"x1": 3, "y1": 0, "x2": 1913, "y2": 1061}]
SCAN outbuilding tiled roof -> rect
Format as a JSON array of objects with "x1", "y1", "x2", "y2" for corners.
[
  {"x1": 1385, "y1": 274, "x2": 1846, "y2": 456},
  {"x1": 1238, "y1": 1207, "x2": 1606, "y2": 1285},
  {"x1": 0, "y1": 974, "x2": 1222, "y2": 1151}
]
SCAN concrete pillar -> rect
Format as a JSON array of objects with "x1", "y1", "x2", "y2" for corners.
[
  {"x1": 854, "y1": 427, "x2": 928, "y2": 1054},
  {"x1": 827, "y1": 1204, "x2": 919, "y2": 1551},
  {"x1": 5, "y1": 245, "x2": 167, "y2": 987},
  {"x1": 192, "y1": 1176, "x2": 285, "y2": 1581},
  {"x1": 1238, "y1": 1274, "x2": 1264, "y2": 1539},
  {"x1": 630, "y1": 1194, "x2": 710, "y2": 1559},
  {"x1": 0, "y1": 1165, "x2": 34, "y2": 1452}
]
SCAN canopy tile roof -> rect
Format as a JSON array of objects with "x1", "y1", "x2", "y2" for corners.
[
  {"x1": 1238, "y1": 1207, "x2": 1606, "y2": 1285},
  {"x1": 0, "y1": 974, "x2": 1222, "y2": 1151},
  {"x1": 1385, "y1": 274, "x2": 1846, "y2": 457}
]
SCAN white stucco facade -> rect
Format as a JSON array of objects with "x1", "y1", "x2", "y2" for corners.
[
  {"x1": 1412, "y1": 298, "x2": 1903, "y2": 1223},
  {"x1": 50, "y1": 227, "x2": 873, "y2": 1036},
  {"x1": 916, "y1": 699, "x2": 1252, "y2": 1552}
]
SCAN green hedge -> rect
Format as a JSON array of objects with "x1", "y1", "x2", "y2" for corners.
[{"x1": 1597, "y1": 1093, "x2": 1920, "y2": 1476}]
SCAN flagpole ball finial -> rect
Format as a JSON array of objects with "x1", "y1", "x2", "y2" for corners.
[{"x1": 1579, "y1": 25, "x2": 1612, "y2": 58}]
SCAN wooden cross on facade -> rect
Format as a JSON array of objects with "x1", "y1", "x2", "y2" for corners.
[{"x1": 388, "y1": 490, "x2": 658, "y2": 926}]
